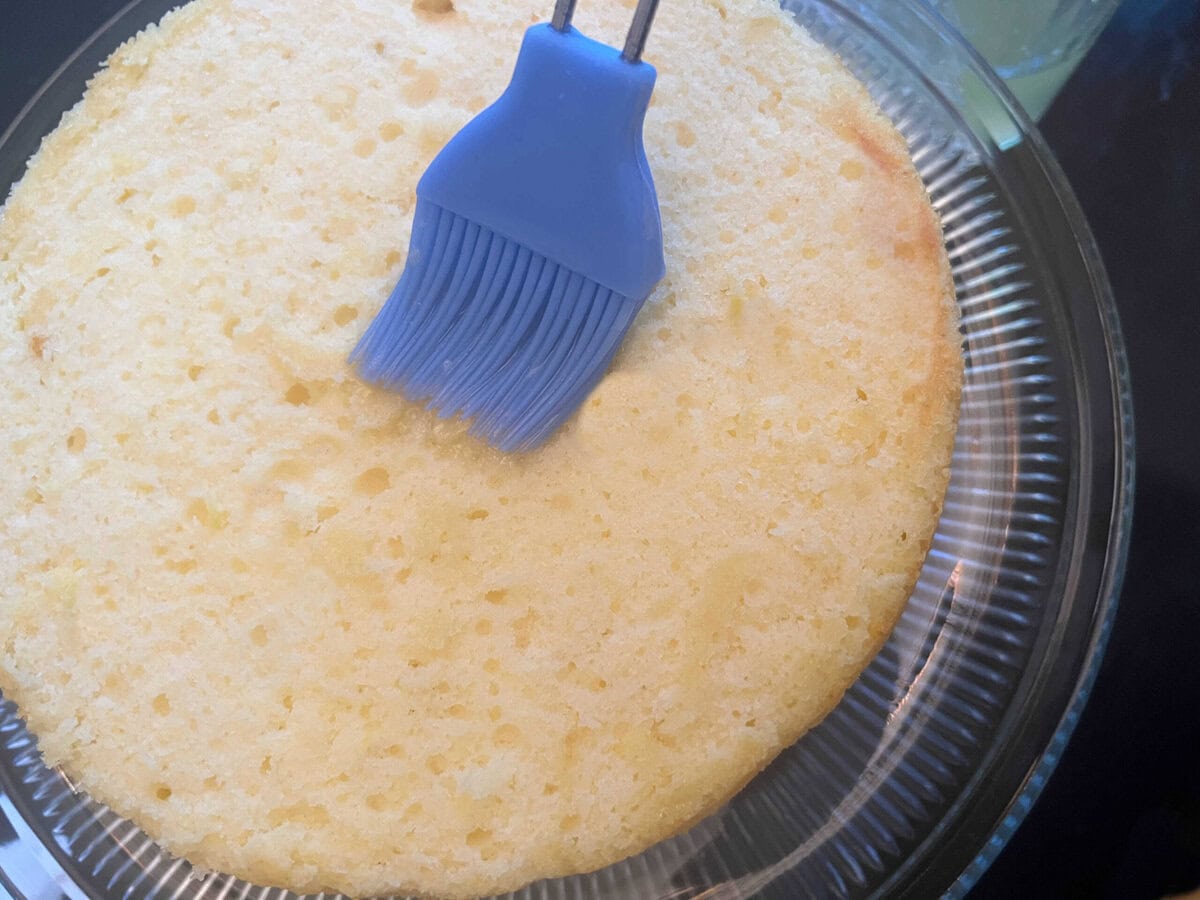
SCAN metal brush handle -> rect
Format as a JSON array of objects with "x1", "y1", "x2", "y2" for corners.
[{"x1": 550, "y1": 0, "x2": 661, "y2": 63}]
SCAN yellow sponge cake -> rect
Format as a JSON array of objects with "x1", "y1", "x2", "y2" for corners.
[{"x1": 0, "y1": 0, "x2": 961, "y2": 896}]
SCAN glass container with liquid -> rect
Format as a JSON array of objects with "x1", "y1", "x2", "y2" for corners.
[{"x1": 931, "y1": 0, "x2": 1122, "y2": 119}]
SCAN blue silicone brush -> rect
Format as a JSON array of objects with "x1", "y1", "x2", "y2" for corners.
[{"x1": 351, "y1": 0, "x2": 665, "y2": 452}]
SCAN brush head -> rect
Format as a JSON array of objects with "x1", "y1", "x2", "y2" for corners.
[
  {"x1": 352, "y1": 24, "x2": 664, "y2": 450},
  {"x1": 352, "y1": 202, "x2": 646, "y2": 452}
]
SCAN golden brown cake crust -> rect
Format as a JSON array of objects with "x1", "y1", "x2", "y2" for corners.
[{"x1": 0, "y1": 0, "x2": 961, "y2": 896}]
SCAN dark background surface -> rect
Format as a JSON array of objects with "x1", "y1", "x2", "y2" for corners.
[
  {"x1": 972, "y1": 2, "x2": 1200, "y2": 897},
  {"x1": 1, "y1": 1, "x2": 1198, "y2": 898}
]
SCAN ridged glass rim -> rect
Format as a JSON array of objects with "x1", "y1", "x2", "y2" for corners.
[
  {"x1": 0, "y1": 1, "x2": 1134, "y2": 897},
  {"x1": 919, "y1": 17, "x2": 1134, "y2": 900},
  {"x1": 825, "y1": 1, "x2": 1134, "y2": 894}
]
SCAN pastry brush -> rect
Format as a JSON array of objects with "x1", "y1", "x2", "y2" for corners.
[{"x1": 351, "y1": 0, "x2": 665, "y2": 452}]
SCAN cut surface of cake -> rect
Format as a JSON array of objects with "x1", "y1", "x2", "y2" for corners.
[{"x1": 0, "y1": 0, "x2": 961, "y2": 896}]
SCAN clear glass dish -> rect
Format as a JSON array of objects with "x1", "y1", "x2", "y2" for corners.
[{"x1": 0, "y1": 0, "x2": 1133, "y2": 897}]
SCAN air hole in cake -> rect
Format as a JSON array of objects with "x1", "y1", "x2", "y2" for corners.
[
  {"x1": 378, "y1": 121, "x2": 404, "y2": 142},
  {"x1": 271, "y1": 460, "x2": 312, "y2": 482},
  {"x1": 402, "y1": 70, "x2": 440, "y2": 107},
  {"x1": 839, "y1": 159, "x2": 865, "y2": 181},
  {"x1": 65, "y1": 427, "x2": 86, "y2": 453},
  {"x1": 354, "y1": 466, "x2": 390, "y2": 497},
  {"x1": 186, "y1": 499, "x2": 227, "y2": 530},
  {"x1": 268, "y1": 803, "x2": 330, "y2": 827},
  {"x1": 413, "y1": 0, "x2": 455, "y2": 16},
  {"x1": 284, "y1": 383, "x2": 311, "y2": 405},
  {"x1": 418, "y1": 125, "x2": 450, "y2": 156},
  {"x1": 366, "y1": 793, "x2": 387, "y2": 811},
  {"x1": 493, "y1": 724, "x2": 520, "y2": 747}
]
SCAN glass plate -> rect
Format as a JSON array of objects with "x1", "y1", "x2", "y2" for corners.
[{"x1": 0, "y1": 0, "x2": 1133, "y2": 897}]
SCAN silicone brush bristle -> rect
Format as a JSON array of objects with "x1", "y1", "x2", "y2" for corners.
[{"x1": 351, "y1": 202, "x2": 645, "y2": 452}]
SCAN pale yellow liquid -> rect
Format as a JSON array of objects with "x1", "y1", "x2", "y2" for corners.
[{"x1": 933, "y1": 0, "x2": 1118, "y2": 120}]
